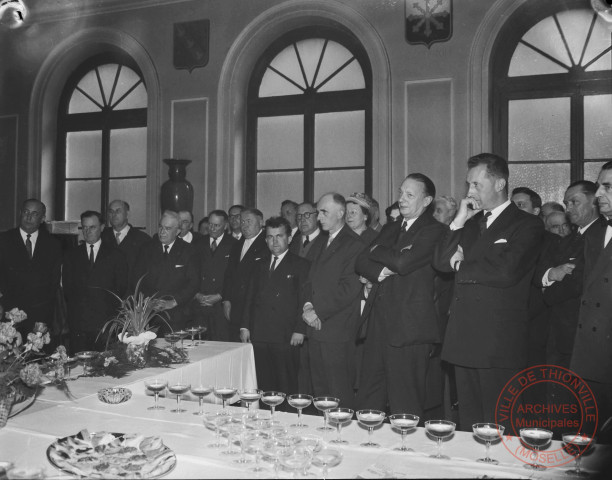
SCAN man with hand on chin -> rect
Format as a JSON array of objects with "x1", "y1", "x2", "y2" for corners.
[{"x1": 433, "y1": 153, "x2": 543, "y2": 431}]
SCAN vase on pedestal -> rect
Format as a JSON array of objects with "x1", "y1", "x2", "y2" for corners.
[{"x1": 160, "y1": 159, "x2": 194, "y2": 213}]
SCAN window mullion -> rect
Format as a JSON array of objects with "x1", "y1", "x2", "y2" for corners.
[
  {"x1": 304, "y1": 100, "x2": 315, "y2": 202},
  {"x1": 571, "y1": 93, "x2": 584, "y2": 182},
  {"x1": 101, "y1": 125, "x2": 111, "y2": 218}
]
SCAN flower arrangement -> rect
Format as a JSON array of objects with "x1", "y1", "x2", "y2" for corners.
[{"x1": 0, "y1": 308, "x2": 70, "y2": 407}]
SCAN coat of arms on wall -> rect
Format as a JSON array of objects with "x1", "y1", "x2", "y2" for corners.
[
  {"x1": 174, "y1": 19, "x2": 210, "y2": 73},
  {"x1": 405, "y1": 0, "x2": 453, "y2": 48}
]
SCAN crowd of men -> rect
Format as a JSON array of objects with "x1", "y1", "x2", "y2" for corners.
[{"x1": 0, "y1": 153, "x2": 610, "y2": 439}]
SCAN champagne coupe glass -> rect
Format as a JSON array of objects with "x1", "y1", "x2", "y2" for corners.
[
  {"x1": 186, "y1": 327, "x2": 200, "y2": 347},
  {"x1": 425, "y1": 420, "x2": 456, "y2": 459},
  {"x1": 190, "y1": 384, "x2": 212, "y2": 415},
  {"x1": 519, "y1": 428, "x2": 553, "y2": 470},
  {"x1": 196, "y1": 325, "x2": 207, "y2": 345},
  {"x1": 313, "y1": 396, "x2": 340, "y2": 432},
  {"x1": 288, "y1": 394, "x2": 313, "y2": 428},
  {"x1": 311, "y1": 448, "x2": 343, "y2": 480},
  {"x1": 221, "y1": 416, "x2": 245, "y2": 457},
  {"x1": 562, "y1": 432, "x2": 593, "y2": 476},
  {"x1": 175, "y1": 330, "x2": 189, "y2": 350},
  {"x1": 145, "y1": 378, "x2": 168, "y2": 410},
  {"x1": 300, "y1": 435, "x2": 323, "y2": 478},
  {"x1": 205, "y1": 411, "x2": 229, "y2": 448},
  {"x1": 389, "y1": 413, "x2": 419, "y2": 452},
  {"x1": 239, "y1": 388, "x2": 262, "y2": 415},
  {"x1": 280, "y1": 445, "x2": 312, "y2": 479},
  {"x1": 64, "y1": 356, "x2": 78, "y2": 380},
  {"x1": 243, "y1": 430, "x2": 269, "y2": 473},
  {"x1": 75, "y1": 351, "x2": 97, "y2": 376},
  {"x1": 261, "y1": 391, "x2": 286, "y2": 420},
  {"x1": 357, "y1": 409, "x2": 386, "y2": 447},
  {"x1": 213, "y1": 386, "x2": 237, "y2": 415},
  {"x1": 472, "y1": 423, "x2": 505, "y2": 464},
  {"x1": 168, "y1": 382, "x2": 190, "y2": 413},
  {"x1": 164, "y1": 332, "x2": 181, "y2": 350},
  {"x1": 326, "y1": 408, "x2": 354, "y2": 444}
]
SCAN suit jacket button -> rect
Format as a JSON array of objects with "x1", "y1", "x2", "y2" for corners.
[{"x1": 592, "y1": 327, "x2": 597, "y2": 332}]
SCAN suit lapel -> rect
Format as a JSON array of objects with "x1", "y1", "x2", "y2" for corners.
[{"x1": 585, "y1": 221, "x2": 612, "y2": 288}]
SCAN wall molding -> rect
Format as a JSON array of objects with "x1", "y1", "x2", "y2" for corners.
[{"x1": 216, "y1": 0, "x2": 393, "y2": 209}]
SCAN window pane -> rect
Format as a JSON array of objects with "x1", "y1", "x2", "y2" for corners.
[
  {"x1": 508, "y1": 98, "x2": 570, "y2": 161},
  {"x1": 315, "y1": 111, "x2": 364, "y2": 168},
  {"x1": 508, "y1": 42, "x2": 569, "y2": 76},
  {"x1": 109, "y1": 178, "x2": 147, "y2": 228},
  {"x1": 109, "y1": 127, "x2": 148, "y2": 176},
  {"x1": 256, "y1": 171, "x2": 304, "y2": 219},
  {"x1": 111, "y1": 67, "x2": 146, "y2": 109},
  {"x1": 257, "y1": 116, "x2": 304, "y2": 170},
  {"x1": 318, "y1": 59, "x2": 365, "y2": 93},
  {"x1": 68, "y1": 89, "x2": 102, "y2": 114},
  {"x1": 584, "y1": 16, "x2": 612, "y2": 71},
  {"x1": 314, "y1": 42, "x2": 357, "y2": 91},
  {"x1": 556, "y1": 10, "x2": 595, "y2": 66},
  {"x1": 521, "y1": 16, "x2": 572, "y2": 67},
  {"x1": 508, "y1": 163, "x2": 570, "y2": 204},
  {"x1": 584, "y1": 94, "x2": 612, "y2": 159},
  {"x1": 114, "y1": 82, "x2": 147, "y2": 110},
  {"x1": 259, "y1": 68, "x2": 304, "y2": 97},
  {"x1": 314, "y1": 169, "x2": 364, "y2": 202},
  {"x1": 65, "y1": 180, "x2": 101, "y2": 220},
  {"x1": 98, "y1": 64, "x2": 119, "y2": 105},
  {"x1": 296, "y1": 38, "x2": 327, "y2": 87},
  {"x1": 75, "y1": 70, "x2": 104, "y2": 108},
  {"x1": 584, "y1": 162, "x2": 607, "y2": 182},
  {"x1": 66, "y1": 131, "x2": 102, "y2": 178}
]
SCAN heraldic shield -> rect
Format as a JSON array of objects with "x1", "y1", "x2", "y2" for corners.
[
  {"x1": 174, "y1": 19, "x2": 210, "y2": 73},
  {"x1": 405, "y1": 0, "x2": 453, "y2": 48}
]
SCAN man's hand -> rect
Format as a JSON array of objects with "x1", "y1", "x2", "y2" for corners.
[
  {"x1": 196, "y1": 293, "x2": 221, "y2": 306},
  {"x1": 302, "y1": 305, "x2": 318, "y2": 324},
  {"x1": 453, "y1": 197, "x2": 481, "y2": 228},
  {"x1": 450, "y1": 244, "x2": 464, "y2": 271},
  {"x1": 240, "y1": 328, "x2": 250, "y2": 343},
  {"x1": 222, "y1": 301, "x2": 231, "y2": 321},
  {"x1": 290, "y1": 333, "x2": 305, "y2": 346},
  {"x1": 548, "y1": 263, "x2": 576, "y2": 282}
]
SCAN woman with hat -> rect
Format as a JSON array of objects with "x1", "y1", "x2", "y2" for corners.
[{"x1": 345, "y1": 192, "x2": 378, "y2": 246}]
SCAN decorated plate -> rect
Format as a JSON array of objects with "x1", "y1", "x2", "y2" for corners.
[{"x1": 46, "y1": 429, "x2": 176, "y2": 479}]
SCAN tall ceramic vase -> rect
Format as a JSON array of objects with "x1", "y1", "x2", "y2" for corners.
[{"x1": 160, "y1": 159, "x2": 194, "y2": 213}]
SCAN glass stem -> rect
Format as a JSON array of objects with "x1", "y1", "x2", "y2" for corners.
[
  {"x1": 485, "y1": 440, "x2": 491, "y2": 461},
  {"x1": 198, "y1": 396, "x2": 203, "y2": 414},
  {"x1": 222, "y1": 399, "x2": 226, "y2": 412},
  {"x1": 369, "y1": 427, "x2": 373, "y2": 443},
  {"x1": 575, "y1": 454, "x2": 582, "y2": 473},
  {"x1": 271, "y1": 406, "x2": 275, "y2": 419},
  {"x1": 337, "y1": 424, "x2": 342, "y2": 442},
  {"x1": 322, "y1": 465, "x2": 329, "y2": 480},
  {"x1": 297, "y1": 408, "x2": 302, "y2": 425},
  {"x1": 177, "y1": 394, "x2": 181, "y2": 410},
  {"x1": 401, "y1": 431, "x2": 407, "y2": 450},
  {"x1": 437, "y1": 437, "x2": 442, "y2": 457},
  {"x1": 323, "y1": 412, "x2": 328, "y2": 430}
]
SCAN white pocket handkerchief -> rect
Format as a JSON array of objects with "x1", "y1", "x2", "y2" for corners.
[
  {"x1": 494, "y1": 239, "x2": 507, "y2": 244},
  {"x1": 400, "y1": 244, "x2": 413, "y2": 252},
  {"x1": 175, "y1": 264, "x2": 185, "y2": 268}
]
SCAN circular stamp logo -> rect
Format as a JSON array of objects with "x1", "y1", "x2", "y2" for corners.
[{"x1": 495, "y1": 364, "x2": 598, "y2": 469}]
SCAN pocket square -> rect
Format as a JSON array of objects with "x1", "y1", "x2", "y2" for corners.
[
  {"x1": 175, "y1": 264, "x2": 185, "y2": 268},
  {"x1": 400, "y1": 244, "x2": 413, "y2": 252},
  {"x1": 286, "y1": 274, "x2": 294, "y2": 279},
  {"x1": 494, "y1": 239, "x2": 507, "y2": 244}
]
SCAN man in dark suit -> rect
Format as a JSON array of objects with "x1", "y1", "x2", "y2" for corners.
[
  {"x1": 222, "y1": 208, "x2": 268, "y2": 342},
  {"x1": 193, "y1": 210, "x2": 237, "y2": 340},
  {"x1": 433, "y1": 153, "x2": 543, "y2": 431},
  {"x1": 302, "y1": 193, "x2": 363, "y2": 408},
  {"x1": 241, "y1": 216, "x2": 310, "y2": 393},
  {"x1": 101, "y1": 199, "x2": 150, "y2": 287},
  {"x1": 356, "y1": 174, "x2": 447, "y2": 416},
  {"x1": 177, "y1": 210, "x2": 207, "y2": 252},
  {"x1": 62, "y1": 211, "x2": 127, "y2": 353},
  {"x1": 227, "y1": 204, "x2": 244, "y2": 241},
  {"x1": 0, "y1": 199, "x2": 62, "y2": 338},
  {"x1": 280, "y1": 200, "x2": 299, "y2": 240},
  {"x1": 571, "y1": 162, "x2": 612, "y2": 441},
  {"x1": 133, "y1": 211, "x2": 199, "y2": 333}
]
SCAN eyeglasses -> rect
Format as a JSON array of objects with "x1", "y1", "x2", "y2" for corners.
[
  {"x1": 229, "y1": 214, "x2": 241, "y2": 219},
  {"x1": 296, "y1": 211, "x2": 318, "y2": 220}
]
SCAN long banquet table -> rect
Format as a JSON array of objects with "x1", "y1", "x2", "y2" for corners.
[{"x1": 1, "y1": 340, "x2": 610, "y2": 478}]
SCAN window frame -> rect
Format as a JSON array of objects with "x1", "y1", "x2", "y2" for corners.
[
  {"x1": 246, "y1": 25, "x2": 373, "y2": 206},
  {"x1": 55, "y1": 51, "x2": 147, "y2": 222}
]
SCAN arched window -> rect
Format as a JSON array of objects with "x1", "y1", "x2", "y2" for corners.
[
  {"x1": 492, "y1": 0, "x2": 612, "y2": 203},
  {"x1": 247, "y1": 26, "x2": 372, "y2": 216},
  {"x1": 56, "y1": 52, "x2": 147, "y2": 227}
]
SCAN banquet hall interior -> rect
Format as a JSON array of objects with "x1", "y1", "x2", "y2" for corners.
[{"x1": 1, "y1": 0, "x2": 612, "y2": 478}]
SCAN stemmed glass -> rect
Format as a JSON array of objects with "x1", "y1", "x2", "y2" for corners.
[
  {"x1": 64, "y1": 356, "x2": 78, "y2": 380},
  {"x1": 196, "y1": 325, "x2": 207, "y2": 344},
  {"x1": 205, "y1": 411, "x2": 229, "y2": 448},
  {"x1": 313, "y1": 396, "x2": 340, "y2": 432},
  {"x1": 326, "y1": 408, "x2": 353, "y2": 444},
  {"x1": 311, "y1": 448, "x2": 343, "y2": 480},
  {"x1": 472, "y1": 423, "x2": 505, "y2": 464},
  {"x1": 243, "y1": 431, "x2": 269, "y2": 473},
  {"x1": 357, "y1": 409, "x2": 386, "y2": 447},
  {"x1": 175, "y1": 330, "x2": 189, "y2": 350},
  {"x1": 288, "y1": 394, "x2": 312, "y2": 428},
  {"x1": 75, "y1": 351, "x2": 97, "y2": 376},
  {"x1": 221, "y1": 417, "x2": 245, "y2": 457},
  {"x1": 280, "y1": 445, "x2": 313, "y2": 479},
  {"x1": 389, "y1": 413, "x2": 419, "y2": 452},
  {"x1": 425, "y1": 420, "x2": 456, "y2": 459},
  {"x1": 562, "y1": 432, "x2": 594, "y2": 476},
  {"x1": 213, "y1": 386, "x2": 237, "y2": 415},
  {"x1": 168, "y1": 382, "x2": 190, "y2": 413},
  {"x1": 164, "y1": 332, "x2": 181, "y2": 350},
  {"x1": 144, "y1": 378, "x2": 168, "y2": 410},
  {"x1": 190, "y1": 384, "x2": 212, "y2": 415},
  {"x1": 261, "y1": 391, "x2": 286, "y2": 420},
  {"x1": 239, "y1": 388, "x2": 262, "y2": 415},
  {"x1": 520, "y1": 428, "x2": 553, "y2": 470},
  {"x1": 186, "y1": 327, "x2": 200, "y2": 347}
]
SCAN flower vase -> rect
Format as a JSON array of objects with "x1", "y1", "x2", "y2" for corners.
[
  {"x1": 125, "y1": 342, "x2": 149, "y2": 368},
  {"x1": 0, "y1": 392, "x2": 14, "y2": 428},
  {"x1": 160, "y1": 159, "x2": 194, "y2": 213}
]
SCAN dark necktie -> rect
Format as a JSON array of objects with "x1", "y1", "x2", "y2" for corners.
[
  {"x1": 164, "y1": 245, "x2": 169, "y2": 256},
  {"x1": 89, "y1": 244, "x2": 95, "y2": 267},
  {"x1": 479, "y1": 211, "x2": 492, "y2": 235},
  {"x1": 210, "y1": 238, "x2": 217, "y2": 252},
  {"x1": 25, "y1": 234, "x2": 33, "y2": 259},
  {"x1": 115, "y1": 231, "x2": 121, "y2": 245},
  {"x1": 401, "y1": 220, "x2": 408, "y2": 232},
  {"x1": 269, "y1": 256, "x2": 278, "y2": 276},
  {"x1": 303, "y1": 235, "x2": 310, "y2": 247}
]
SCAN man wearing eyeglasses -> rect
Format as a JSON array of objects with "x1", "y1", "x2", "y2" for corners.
[
  {"x1": 0, "y1": 199, "x2": 62, "y2": 339},
  {"x1": 289, "y1": 202, "x2": 326, "y2": 261},
  {"x1": 227, "y1": 205, "x2": 244, "y2": 240}
]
